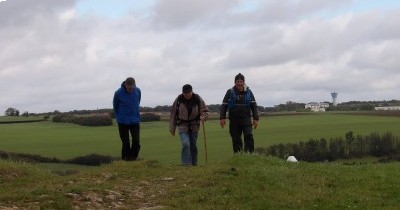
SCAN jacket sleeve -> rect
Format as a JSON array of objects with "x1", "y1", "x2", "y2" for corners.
[
  {"x1": 138, "y1": 88, "x2": 141, "y2": 104},
  {"x1": 113, "y1": 91, "x2": 119, "y2": 113},
  {"x1": 219, "y1": 89, "x2": 231, "y2": 119},
  {"x1": 249, "y1": 89, "x2": 259, "y2": 121},
  {"x1": 169, "y1": 97, "x2": 178, "y2": 134}
]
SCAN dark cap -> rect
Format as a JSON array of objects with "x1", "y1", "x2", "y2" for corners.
[
  {"x1": 182, "y1": 84, "x2": 193, "y2": 93},
  {"x1": 125, "y1": 77, "x2": 135, "y2": 85},
  {"x1": 234, "y1": 73, "x2": 245, "y2": 82}
]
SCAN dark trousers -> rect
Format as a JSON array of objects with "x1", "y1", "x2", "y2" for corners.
[
  {"x1": 229, "y1": 118, "x2": 254, "y2": 153},
  {"x1": 118, "y1": 123, "x2": 140, "y2": 161}
]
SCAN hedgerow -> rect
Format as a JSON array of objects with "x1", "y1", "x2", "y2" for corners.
[
  {"x1": 257, "y1": 131, "x2": 400, "y2": 162},
  {"x1": 53, "y1": 114, "x2": 112, "y2": 126}
]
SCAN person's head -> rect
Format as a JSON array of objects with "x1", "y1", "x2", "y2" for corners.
[
  {"x1": 234, "y1": 73, "x2": 245, "y2": 91},
  {"x1": 182, "y1": 84, "x2": 193, "y2": 100},
  {"x1": 124, "y1": 77, "x2": 135, "y2": 93}
]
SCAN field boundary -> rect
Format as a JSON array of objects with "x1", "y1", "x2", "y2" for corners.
[{"x1": 0, "y1": 119, "x2": 47, "y2": 124}]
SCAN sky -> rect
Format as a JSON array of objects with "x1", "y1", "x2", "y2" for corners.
[{"x1": 1, "y1": 0, "x2": 400, "y2": 114}]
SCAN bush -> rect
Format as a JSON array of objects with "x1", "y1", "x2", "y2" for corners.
[
  {"x1": 65, "y1": 154, "x2": 115, "y2": 166},
  {"x1": 0, "y1": 151, "x2": 116, "y2": 166},
  {"x1": 141, "y1": 112, "x2": 161, "y2": 122},
  {"x1": 74, "y1": 115, "x2": 113, "y2": 126},
  {"x1": 0, "y1": 150, "x2": 61, "y2": 163},
  {"x1": 53, "y1": 114, "x2": 112, "y2": 126},
  {"x1": 263, "y1": 131, "x2": 400, "y2": 162}
]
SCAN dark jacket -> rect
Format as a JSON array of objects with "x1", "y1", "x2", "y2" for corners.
[
  {"x1": 113, "y1": 81, "x2": 141, "y2": 125},
  {"x1": 220, "y1": 86, "x2": 259, "y2": 121},
  {"x1": 169, "y1": 93, "x2": 208, "y2": 134}
]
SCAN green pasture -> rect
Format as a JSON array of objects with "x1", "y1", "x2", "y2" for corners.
[{"x1": 1, "y1": 113, "x2": 400, "y2": 165}]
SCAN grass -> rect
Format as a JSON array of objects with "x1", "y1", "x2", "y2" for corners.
[
  {"x1": 1, "y1": 113, "x2": 400, "y2": 165},
  {"x1": 2, "y1": 113, "x2": 400, "y2": 209},
  {"x1": 1, "y1": 155, "x2": 399, "y2": 209}
]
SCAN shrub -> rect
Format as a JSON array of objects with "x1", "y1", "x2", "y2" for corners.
[
  {"x1": 65, "y1": 154, "x2": 115, "y2": 166},
  {"x1": 53, "y1": 114, "x2": 112, "y2": 126},
  {"x1": 74, "y1": 115, "x2": 113, "y2": 126},
  {"x1": 0, "y1": 150, "x2": 61, "y2": 163},
  {"x1": 141, "y1": 112, "x2": 161, "y2": 122},
  {"x1": 263, "y1": 131, "x2": 400, "y2": 162}
]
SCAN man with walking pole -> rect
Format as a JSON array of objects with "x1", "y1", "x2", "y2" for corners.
[{"x1": 169, "y1": 84, "x2": 209, "y2": 166}]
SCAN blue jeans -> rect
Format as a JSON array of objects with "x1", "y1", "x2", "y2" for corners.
[{"x1": 179, "y1": 131, "x2": 198, "y2": 166}]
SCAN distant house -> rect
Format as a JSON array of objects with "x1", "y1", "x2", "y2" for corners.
[
  {"x1": 374, "y1": 106, "x2": 400, "y2": 111},
  {"x1": 305, "y1": 102, "x2": 330, "y2": 112}
]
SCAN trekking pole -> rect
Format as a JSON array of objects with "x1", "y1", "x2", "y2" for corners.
[{"x1": 202, "y1": 120, "x2": 208, "y2": 164}]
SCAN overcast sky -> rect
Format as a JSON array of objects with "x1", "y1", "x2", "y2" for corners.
[{"x1": 1, "y1": 0, "x2": 400, "y2": 114}]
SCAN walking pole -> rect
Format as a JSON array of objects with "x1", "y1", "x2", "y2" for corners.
[{"x1": 202, "y1": 120, "x2": 208, "y2": 164}]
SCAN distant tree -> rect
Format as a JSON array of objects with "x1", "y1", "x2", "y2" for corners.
[
  {"x1": 140, "y1": 106, "x2": 154, "y2": 112},
  {"x1": 153, "y1": 105, "x2": 170, "y2": 112},
  {"x1": 141, "y1": 113, "x2": 161, "y2": 122},
  {"x1": 207, "y1": 104, "x2": 221, "y2": 113},
  {"x1": 22, "y1": 111, "x2": 29, "y2": 117},
  {"x1": 275, "y1": 101, "x2": 306, "y2": 112},
  {"x1": 5, "y1": 107, "x2": 19, "y2": 116}
]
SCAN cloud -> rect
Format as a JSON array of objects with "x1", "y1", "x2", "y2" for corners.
[
  {"x1": 151, "y1": 0, "x2": 239, "y2": 29},
  {"x1": 1, "y1": 0, "x2": 400, "y2": 114}
]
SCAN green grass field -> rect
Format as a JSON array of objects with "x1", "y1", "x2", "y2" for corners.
[
  {"x1": 1, "y1": 113, "x2": 400, "y2": 164},
  {"x1": 1, "y1": 113, "x2": 400, "y2": 209},
  {"x1": 1, "y1": 155, "x2": 399, "y2": 209}
]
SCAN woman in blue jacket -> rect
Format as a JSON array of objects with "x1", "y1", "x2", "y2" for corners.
[{"x1": 113, "y1": 77, "x2": 141, "y2": 161}]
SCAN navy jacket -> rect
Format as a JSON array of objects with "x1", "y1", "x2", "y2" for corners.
[
  {"x1": 113, "y1": 81, "x2": 141, "y2": 125},
  {"x1": 220, "y1": 86, "x2": 259, "y2": 121}
]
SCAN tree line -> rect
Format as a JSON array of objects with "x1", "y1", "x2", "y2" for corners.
[{"x1": 3, "y1": 99, "x2": 400, "y2": 117}]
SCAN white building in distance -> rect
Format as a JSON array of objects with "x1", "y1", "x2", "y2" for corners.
[{"x1": 305, "y1": 102, "x2": 330, "y2": 112}]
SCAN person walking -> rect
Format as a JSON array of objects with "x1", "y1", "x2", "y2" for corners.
[
  {"x1": 169, "y1": 84, "x2": 208, "y2": 166},
  {"x1": 113, "y1": 77, "x2": 142, "y2": 161},
  {"x1": 220, "y1": 73, "x2": 259, "y2": 153}
]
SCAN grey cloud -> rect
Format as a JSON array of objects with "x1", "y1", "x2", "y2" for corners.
[
  {"x1": 224, "y1": 8, "x2": 400, "y2": 70},
  {"x1": 349, "y1": 41, "x2": 400, "y2": 73},
  {"x1": 1, "y1": 0, "x2": 400, "y2": 114},
  {"x1": 0, "y1": 0, "x2": 76, "y2": 27},
  {"x1": 151, "y1": 0, "x2": 239, "y2": 29}
]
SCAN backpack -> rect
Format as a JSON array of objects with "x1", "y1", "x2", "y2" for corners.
[
  {"x1": 228, "y1": 87, "x2": 252, "y2": 109},
  {"x1": 175, "y1": 94, "x2": 201, "y2": 124}
]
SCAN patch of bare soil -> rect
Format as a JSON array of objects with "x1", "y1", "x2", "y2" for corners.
[{"x1": 64, "y1": 175, "x2": 175, "y2": 209}]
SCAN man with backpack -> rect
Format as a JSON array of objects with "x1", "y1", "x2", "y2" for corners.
[
  {"x1": 169, "y1": 84, "x2": 208, "y2": 166},
  {"x1": 220, "y1": 73, "x2": 259, "y2": 153}
]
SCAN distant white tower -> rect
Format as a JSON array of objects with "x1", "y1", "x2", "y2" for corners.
[{"x1": 331, "y1": 92, "x2": 338, "y2": 106}]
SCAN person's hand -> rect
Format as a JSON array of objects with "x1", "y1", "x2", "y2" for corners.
[
  {"x1": 253, "y1": 120, "x2": 259, "y2": 129},
  {"x1": 220, "y1": 119, "x2": 226, "y2": 128},
  {"x1": 200, "y1": 115, "x2": 206, "y2": 122}
]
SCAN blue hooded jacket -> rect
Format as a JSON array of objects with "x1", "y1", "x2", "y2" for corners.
[{"x1": 113, "y1": 81, "x2": 141, "y2": 125}]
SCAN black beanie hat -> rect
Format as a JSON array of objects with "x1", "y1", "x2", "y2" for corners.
[
  {"x1": 182, "y1": 84, "x2": 193, "y2": 93},
  {"x1": 235, "y1": 73, "x2": 245, "y2": 82}
]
